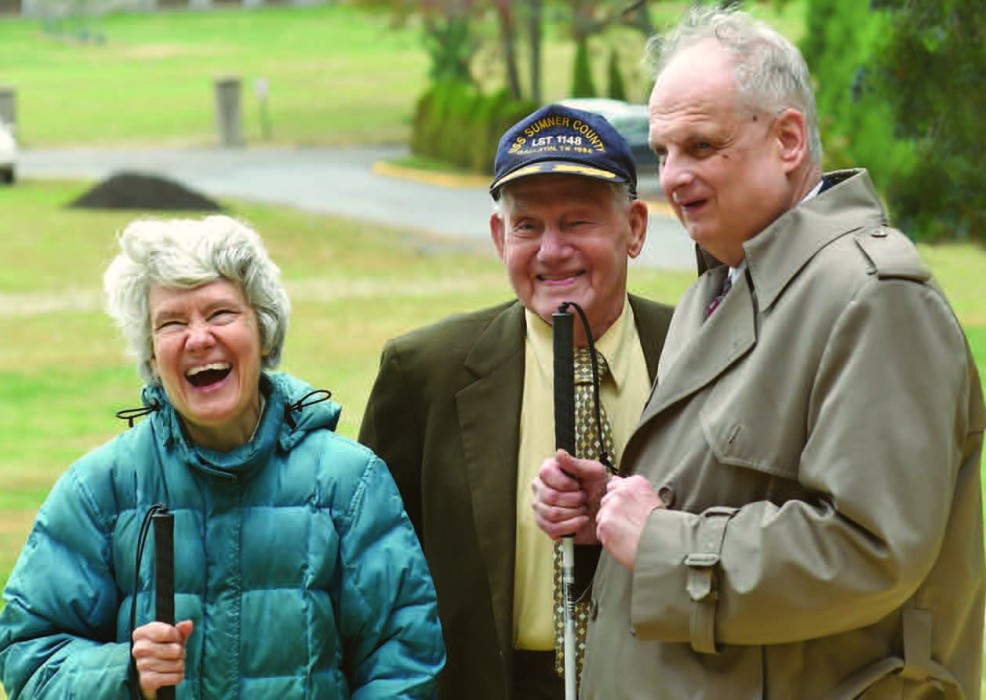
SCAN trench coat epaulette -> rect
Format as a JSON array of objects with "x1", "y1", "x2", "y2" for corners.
[{"x1": 853, "y1": 226, "x2": 931, "y2": 282}]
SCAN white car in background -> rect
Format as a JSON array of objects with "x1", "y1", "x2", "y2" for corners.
[
  {"x1": 558, "y1": 97, "x2": 658, "y2": 176},
  {"x1": 0, "y1": 118, "x2": 16, "y2": 184}
]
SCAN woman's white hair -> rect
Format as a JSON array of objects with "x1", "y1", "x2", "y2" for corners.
[
  {"x1": 646, "y1": 5, "x2": 823, "y2": 164},
  {"x1": 103, "y1": 215, "x2": 290, "y2": 385}
]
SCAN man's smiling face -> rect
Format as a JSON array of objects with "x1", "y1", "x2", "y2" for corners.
[{"x1": 490, "y1": 173, "x2": 646, "y2": 344}]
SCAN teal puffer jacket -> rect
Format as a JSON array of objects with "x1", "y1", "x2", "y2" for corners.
[{"x1": 0, "y1": 372, "x2": 445, "y2": 699}]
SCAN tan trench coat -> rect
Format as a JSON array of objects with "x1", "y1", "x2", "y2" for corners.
[{"x1": 582, "y1": 170, "x2": 986, "y2": 699}]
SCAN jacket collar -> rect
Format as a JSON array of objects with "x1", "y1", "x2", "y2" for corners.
[
  {"x1": 644, "y1": 266, "x2": 756, "y2": 423},
  {"x1": 628, "y1": 295, "x2": 666, "y2": 382},
  {"x1": 463, "y1": 301, "x2": 526, "y2": 376},
  {"x1": 639, "y1": 170, "x2": 885, "y2": 427},
  {"x1": 144, "y1": 372, "x2": 340, "y2": 482},
  {"x1": 743, "y1": 168, "x2": 888, "y2": 312}
]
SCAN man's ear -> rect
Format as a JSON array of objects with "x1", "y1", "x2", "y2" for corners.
[
  {"x1": 490, "y1": 212, "x2": 507, "y2": 262},
  {"x1": 626, "y1": 199, "x2": 648, "y2": 259},
  {"x1": 774, "y1": 108, "x2": 808, "y2": 173}
]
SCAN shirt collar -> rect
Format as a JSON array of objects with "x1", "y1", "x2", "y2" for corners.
[
  {"x1": 525, "y1": 297, "x2": 635, "y2": 391},
  {"x1": 801, "y1": 178, "x2": 825, "y2": 204}
]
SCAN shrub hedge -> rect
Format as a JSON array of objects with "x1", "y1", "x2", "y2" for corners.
[{"x1": 411, "y1": 80, "x2": 537, "y2": 175}]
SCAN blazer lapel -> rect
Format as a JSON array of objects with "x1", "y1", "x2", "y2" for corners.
[
  {"x1": 628, "y1": 294, "x2": 665, "y2": 382},
  {"x1": 638, "y1": 269, "x2": 757, "y2": 427},
  {"x1": 456, "y1": 302, "x2": 525, "y2": 656}
]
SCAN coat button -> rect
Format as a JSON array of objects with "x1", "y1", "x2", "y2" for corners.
[
  {"x1": 658, "y1": 483, "x2": 675, "y2": 508},
  {"x1": 590, "y1": 597, "x2": 599, "y2": 621}
]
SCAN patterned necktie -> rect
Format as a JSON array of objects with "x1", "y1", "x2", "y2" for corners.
[
  {"x1": 553, "y1": 348, "x2": 616, "y2": 683},
  {"x1": 705, "y1": 273, "x2": 733, "y2": 318}
]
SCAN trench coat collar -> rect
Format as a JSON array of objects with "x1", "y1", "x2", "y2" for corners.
[
  {"x1": 743, "y1": 168, "x2": 888, "y2": 312},
  {"x1": 640, "y1": 170, "x2": 886, "y2": 426},
  {"x1": 641, "y1": 264, "x2": 756, "y2": 424},
  {"x1": 458, "y1": 301, "x2": 526, "y2": 658}
]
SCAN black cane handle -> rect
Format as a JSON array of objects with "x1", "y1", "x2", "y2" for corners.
[
  {"x1": 152, "y1": 511, "x2": 176, "y2": 700},
  {"x1": 553, "y1": 309, "x2": 576, "y2": 455}
]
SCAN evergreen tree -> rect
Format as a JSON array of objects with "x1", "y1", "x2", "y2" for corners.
[
  {"x1": 870, "y1": 0, "x2": 985, "y2": 241},
  {"x1": 571, "y1": 37, "x2": 598, "y2": 98},
  {"x1": 606, "y1": 48, "x2": 627, "y2": 101},
  {"x1": 805, "y1": 0, "x2": 984, "y2": 241},
  {"x1": 801, "y1": 0, "x2": 913, "y2": 192}
]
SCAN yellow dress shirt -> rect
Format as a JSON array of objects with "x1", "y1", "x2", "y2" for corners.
[{"x1": 513, "y1": 299, "x2": 650, "y2": 650}]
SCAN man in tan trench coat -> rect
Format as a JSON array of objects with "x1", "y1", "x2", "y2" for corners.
[{"x1": 532, "y1": 7, "x2": 985, "y2": 698}]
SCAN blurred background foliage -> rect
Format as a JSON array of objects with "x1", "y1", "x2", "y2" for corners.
[
  {"x1": 803, "y1": 0, "x2": 985, "y2": 243},
  {"x1": 359, "y1": 0, "x2": 982, "y2": 243},
  {"x1": 0, "y1": 0, "x2": 981, "y2": 237}
]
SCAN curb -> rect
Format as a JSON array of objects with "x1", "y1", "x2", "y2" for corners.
[{"x1": 371, "y1": 161, "x2": 489, "y2": 189}]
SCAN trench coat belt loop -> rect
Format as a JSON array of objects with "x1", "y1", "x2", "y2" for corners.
[
  {"x1": 899, "y1": 607, "x2": 934, "y2": 681},
  {"x1": 684, "y1": 506, "x2": 738, "y2": 654}
]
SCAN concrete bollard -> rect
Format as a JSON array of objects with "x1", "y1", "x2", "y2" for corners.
[
  {"x1": 213, "y1": 76, "x2": 243, "y2": 148},
  {"x1": 0, "y1": 87, "x2": 16, "y2": 133}
]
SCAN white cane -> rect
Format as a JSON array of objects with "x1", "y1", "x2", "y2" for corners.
[
  {"x1": 553, "y1": 305, "x2": 578, "y2": 700},
  {"x1": 561, "y1": 538, "x2": 577, "y2": 700}
]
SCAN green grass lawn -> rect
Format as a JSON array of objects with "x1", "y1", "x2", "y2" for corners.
[{"x1": 0, "y1": 4, "x2": 432, "y2": 148}]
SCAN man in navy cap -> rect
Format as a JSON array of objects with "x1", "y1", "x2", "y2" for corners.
[{"x1": 359, "y1": 104, "x2": 674, "y2": 699}]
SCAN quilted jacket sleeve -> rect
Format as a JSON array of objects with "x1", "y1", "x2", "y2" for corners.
[
  {"x1": 336, "y1": 453, "x2": 445, "y2": 699},
  {"x1": 0, "y1": 466, "x2": 131, "y2": 699}
]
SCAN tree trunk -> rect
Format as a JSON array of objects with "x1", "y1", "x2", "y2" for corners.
[
  {"x1": 621, "y1": 0, "x2": 653, "y2": 36},
  {"x1": 527, "y1": 0, "x2": 543, "y2": 104},
  {"x1": 494, "y1": 0, "x2": 523, "y2": 100}
]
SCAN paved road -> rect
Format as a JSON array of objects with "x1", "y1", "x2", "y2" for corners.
[{"x1": 19, "y1": 145, "x2": 695, "y2": 270}]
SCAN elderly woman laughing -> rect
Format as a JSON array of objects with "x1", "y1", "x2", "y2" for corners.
[{"x1": 0, "y1": 216, "x2": 445, "y2": 699}]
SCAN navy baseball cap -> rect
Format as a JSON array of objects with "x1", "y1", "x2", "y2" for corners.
[{"x1": 489, "y1": 103, "x2": 638, "y2": 200}]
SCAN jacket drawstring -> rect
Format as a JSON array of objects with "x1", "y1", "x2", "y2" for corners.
[
  {"x1": 284, "y1": 390, "x2": 332, "y2": 430},
  {"x1": 116, "y1": 402, "x2": 161, "y2": 428},
  {"x1": 115, "y1": 386, "x2": 332, "y2": 431}
]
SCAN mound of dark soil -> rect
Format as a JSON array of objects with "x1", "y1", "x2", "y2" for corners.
[{"x1": 69, "y1": 171, "x2": 223, "y2": 212}]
